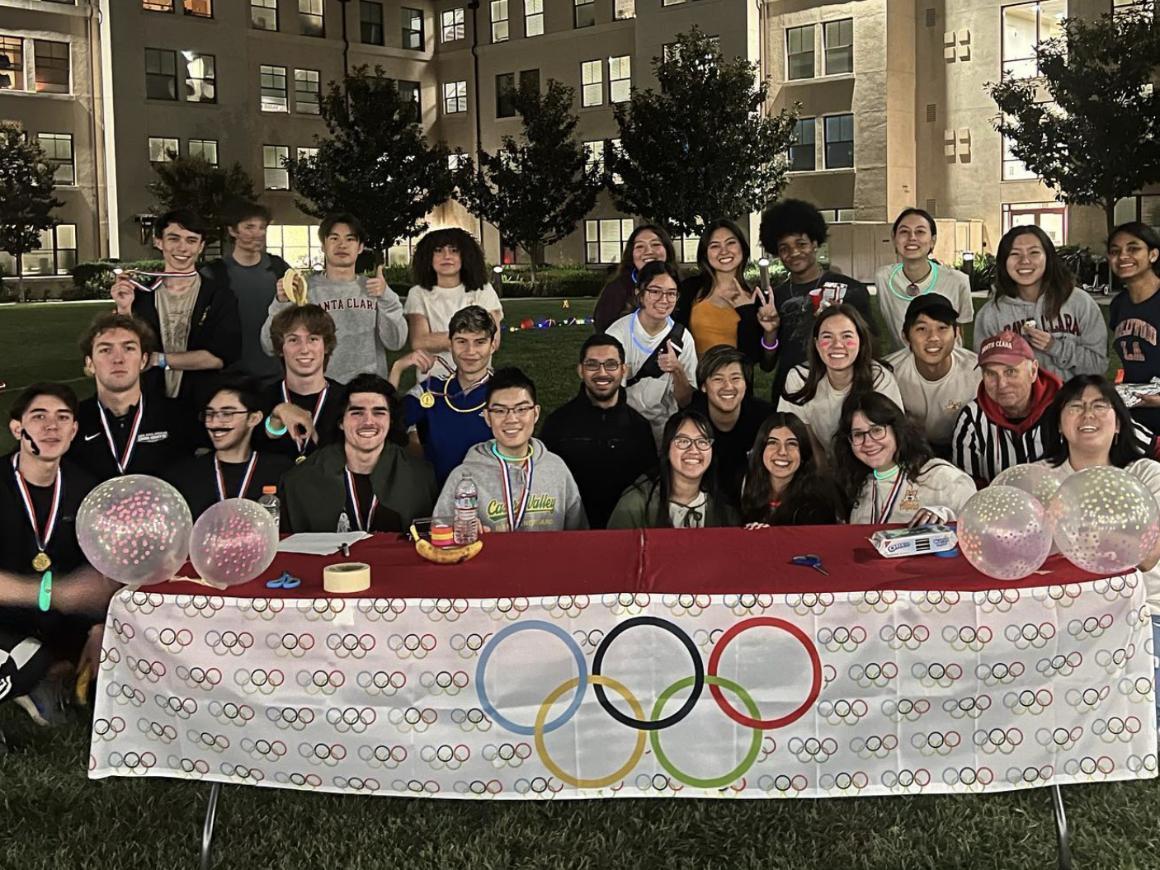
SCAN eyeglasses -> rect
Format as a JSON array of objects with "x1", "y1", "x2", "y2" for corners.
[
  {"x1": 643, "y1": 287, "x2": 679, "y2": 301},
  {"x1": 199, "y1": 409, "x2": 248, "y2": 423},
  {"x1": 487, "y1": 404, "x2": 536, "y2": 419},
  {"x1": 1063, "y1": 399, "x2": 1114, "y2": 416},
  {"x1": 581, "y1": 359, "x2": 622, "y2": 372},
  {"x1": 672, "y1": 435, "x2": 713, "y2": 451},
  {"x1": 849, "y1": 424, "x2": 889, "y2": 445}
]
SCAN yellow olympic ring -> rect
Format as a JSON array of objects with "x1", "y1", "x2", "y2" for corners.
[{"x1": 534, "y1": 675, "x2": 646, "y2": 789}]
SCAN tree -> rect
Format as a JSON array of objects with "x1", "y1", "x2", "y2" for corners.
[
  {"x1": 290, "y1": 65, "x2": 456, "y2": 252},
  {"x1": 457, "y1": 80, "x2": 602, "y2": 278},
  {"x1": 0, "y1": 124, "x2": 63, "y2": 302},
  {"x1": 989, "y1": 5, "x2": 1160, "y2": 235},
  {"x1": 148, "y1": 154, "x2": 257, "y2": 245},
  {"x1": 608, "y1": 28, "x2": 798, "y2": 236}
]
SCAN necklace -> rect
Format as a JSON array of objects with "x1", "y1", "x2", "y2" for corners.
[
  {"x1": 872, "y1": 465, "x2": 899, "y2": 480},
  {"x1": 629, "y1": 310, "x2": 672, "y2": 356},
  {"x1": 888, "y1": 261, "x2": 939, "y2": 300},
  {"x1": 419, "y1": 357, "x2": 489, "y2": 413}
]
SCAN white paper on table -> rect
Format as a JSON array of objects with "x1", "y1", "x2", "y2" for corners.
[{"x1": 277, "y1": 532, "x2": 371, "y2": 555}]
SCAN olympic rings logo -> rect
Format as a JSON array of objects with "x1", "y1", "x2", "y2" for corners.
[
  {"x1": 1127, "y1": 754, "x2": 1158, "y2": 774},
  {"x1": 1037, "y1": 652, "x2": 1083, "y2": 677},
  {"x1": 475, "y1": 616, "x2": 821, "y2": 789},
  {"x1": 942, "y1": 625, "x2": 992, "y2": 650},
  {"x1": 1065, "y1": 684, "x2": 1111, "y2": 710},
  {"x1": 239, "y1": 598, "x2": 285, "y2": 620},
  {"x1": 357, "y1": 598, "x2": 406, "y2": 621},
  {"x1": 420, "y1": 598, "x2": 470, "y2": 621},
  {"x1": 974, "y1": 588, "x2": 1020, "y2": 612},
  {"x1": 144, "y1": 626, "x2": 193, "y2": 652}
]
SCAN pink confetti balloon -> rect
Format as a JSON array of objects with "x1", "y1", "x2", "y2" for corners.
[
  {"x1": 992, "y1": 463, "x2": 1067, "y2": 505},
  {"x1": 1047, "y1": 466, "x2": 1160, "y2": 574},
  {"x1": 190, "y1": 498, "x2": 279, "y2": 588},
  {"x1": 957, "y1": 486, "x2": 1053, "y2": 580},
  {"x1": 77, "y1": 475, "x2": 192, "y2": 585}
]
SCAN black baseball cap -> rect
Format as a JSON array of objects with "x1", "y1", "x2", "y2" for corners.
[{"x1": 902, "y1": 293, "x2": 959, "y2": 334}]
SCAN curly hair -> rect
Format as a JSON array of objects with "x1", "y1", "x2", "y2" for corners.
[
  {"x1": 759, "y1": 199, "x2": 828, "y2": 251},
  {"x1": 832, "y1": 392, "x2": 934, "y2": 513},
  {"x1": 411, "y1": 227, "x2": 488, "y2": 292}
]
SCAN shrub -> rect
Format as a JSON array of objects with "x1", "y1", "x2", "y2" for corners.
[{"x1": 71, "y1": 259, "x2": 166, "y2": 299}]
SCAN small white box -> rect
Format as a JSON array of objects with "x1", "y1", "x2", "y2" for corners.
[{"x1": 870, "y1": 524, "x2": 958, "y2": 558}]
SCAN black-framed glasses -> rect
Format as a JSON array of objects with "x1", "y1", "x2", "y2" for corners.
[
  {"x1": 849, "y1": 424, "x2": 889, "y2": 445},
  {"x1": 672, "y1": 435, "x2": 713, "y2": 451},
  {"x1": 643, "y1": 287, "x2": 679, "y2": 301},
  {"x1": 199, "y1": 409, "x2": 248, "y2": 423},
  {"x1": 581, "y1": 359, "x2": 622, "y2": 372},
  {"x1": 486, "y1": 404, "x2": 536, "y2": 419}
]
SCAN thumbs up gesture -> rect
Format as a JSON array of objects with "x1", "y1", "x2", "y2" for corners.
[
  {"x1": 658, "y1": 339, "x2": 679, "y2": 374},
  {"x1": 366, "y1": 264, "x2": 387, "y2": 298}
]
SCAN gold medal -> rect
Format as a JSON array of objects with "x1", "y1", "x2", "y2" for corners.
[
  {"x1": 419, "y1": 391, "x2": 435, "y2": 409},
  {"x1": 295, "y1": 454, "x2": 307, "y2": 464},
  {"x1": 32, "y1": 551, "x2": 51, "y2": 572}
]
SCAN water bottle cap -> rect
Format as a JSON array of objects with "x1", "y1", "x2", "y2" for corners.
[{"x1": 262, "y1": 485, "x2": 277, "y2": 494}]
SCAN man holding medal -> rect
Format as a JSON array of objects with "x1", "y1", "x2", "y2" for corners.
[
  {"x1": 281, "y1": 374, "x2": 436, "y2": 533},
  {"x1": 392, "y1": 305, "x2": 496, "y2": 484},
  {"x1": 435, "y1": 368, "x2": 587, "y2": 532},
  {"x1": 72, "y1": 312, "x2": 191, "y2": 482},
  {"x1": 170, "y1": 379, "x2": 292, "y2": 519}
]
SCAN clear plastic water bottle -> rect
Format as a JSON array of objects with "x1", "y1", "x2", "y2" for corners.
[
  {"x1": 258, "y1": 486, "x2": 280, "y2": 523},
  {"x1": 453, "y1": 472, "x2": 479, "y2": 545}
]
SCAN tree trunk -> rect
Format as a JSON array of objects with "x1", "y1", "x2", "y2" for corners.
[{"x1": 1105, "y1": 198, "x2": 1117, "y2": 240}]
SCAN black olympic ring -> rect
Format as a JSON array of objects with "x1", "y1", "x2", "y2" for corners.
[{"x1": 591, "y1": 616, "x2": 704, "y2": 731}]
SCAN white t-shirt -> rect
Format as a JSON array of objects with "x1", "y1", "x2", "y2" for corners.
[
  {"x1": 873, "y1": 265, "x2": 974, "y2": 353},
  {"x1": 607, "y1": 312, "x2": 699, "y2": 442},
  {"x1": 777, "y1": 363, "x2": 904, "y2": 451},
  {"x1": 849, "y1": 459, "x2": 977, "y2": 524},
  {"x1": 403, "y1": 282, "x2": 504, "y2": 374},
  {"x1": 886, "y1": 346, "x2": 982, "y2": 448}
]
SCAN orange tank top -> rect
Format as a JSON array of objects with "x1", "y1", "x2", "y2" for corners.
[{"x1": 690, "y1": 299, "x2": 740, "y2": 356}]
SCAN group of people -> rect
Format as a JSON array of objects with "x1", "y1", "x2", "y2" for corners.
[{"x1": 3, "y1": 196, "x2": 1160, "y2": 733}]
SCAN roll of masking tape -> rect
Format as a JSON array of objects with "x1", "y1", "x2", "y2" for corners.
[{"x1": 323, "y1": 562, "x2": 371, "y2": 594}]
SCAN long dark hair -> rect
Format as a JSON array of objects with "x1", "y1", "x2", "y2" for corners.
[
  {"x1": 995, "y1": 225, "x2": 1075, "y2": 322},
  {"x1": 741, "y1": 412, "x2": 843, "y2": 525},
  {"x1": 616, "y1": 224, "x2": 676, "y2": 281},
  {"x1": 1109, "y1": 222, "x2": 1160, "y2": 279},
  {"x1": 1042, "y1": 374, "x2": 1148, "y2": 468},
  {"x1": 640, "y1": 409, "x2": 718, "y2": 528},
  {"x1": 832, "y1": 392, "x2": 935, "y2": 513},
  {"x1": 785, "y1": 304, "x2": 880, "y2": 405},
  {"x1": 411, "y1": 227, "x2": 487, "y2": 292},
  {"x1": 690, "y1": 218, "x2": 751, "y2": 303}
]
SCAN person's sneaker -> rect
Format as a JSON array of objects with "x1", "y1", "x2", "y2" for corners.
[{"x1": 12, "y1": 679, "x2": 68, "y2": 727}]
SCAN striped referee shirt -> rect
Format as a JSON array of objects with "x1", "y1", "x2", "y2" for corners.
[{"x1": 951, "y1": 400, "x2": 1050, "y2": 483}]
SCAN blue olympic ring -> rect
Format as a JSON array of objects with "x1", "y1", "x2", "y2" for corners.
[{"x1": 476, "y1": 620, "x2": 588, "y2": 736}]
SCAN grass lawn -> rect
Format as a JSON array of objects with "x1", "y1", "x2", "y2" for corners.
[{"x1": 0, "y1": 293, "x2": 1142, "y2": 870}]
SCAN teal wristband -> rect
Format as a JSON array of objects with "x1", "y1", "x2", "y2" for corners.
[
  {"x1": 265, "y1": 415, "x2": 288, "y2": 437},
  {"x1": 37, "y1": 570, "x2": 53, "y2": 613}
]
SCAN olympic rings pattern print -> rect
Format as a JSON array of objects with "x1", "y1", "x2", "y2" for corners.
[{"x1": 89, "y1": 575, "x2": 1159, "y2": 799}]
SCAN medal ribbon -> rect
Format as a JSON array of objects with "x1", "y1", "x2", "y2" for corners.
[
  {"x1": 280, "y1": 381, "x2": 328, "y2": 455},
  {"x1": 114, "y1": 268, "x2": 200, "y2": 293},
  {"x1": 344, "y1": 467, "x2": 379, "y2": 531},
  {"x1": 97, "y1": 396, "x2": 145, "y2": 475},
  {"x1": 872, "y1": 472, "x2": 907, "y2": 524},
  {"x1": 494, "y1": 444, "x2": 534, "y2": 531},
  {"x1": 10, "y1": 454, "x2": 61, "y2": 558},
  {"x1": 214, "y1": 454, "x2": 258, "y2": 502}
]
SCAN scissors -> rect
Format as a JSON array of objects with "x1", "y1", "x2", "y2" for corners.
[
  {"x1": 791, "y1": 554, "x2": 829, "y2": 576},
  {"x1": 265, "y1": 571, "x2": 302, "y2": 590}
]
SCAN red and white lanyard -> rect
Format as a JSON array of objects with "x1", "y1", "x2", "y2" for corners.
[
  {"x1": 344, "y1": 467, "x2": 379, "y2": 531},
  {"x1": 871, "y1": 473, "x2": 907, "y2": 524},
  {"x1": 10, "y1": 454, "x2": 61, "y2": 557},
  {"x1": 494, "y1": 444, "x2": 534, "y2": 531},
  {"x1": 214, "y1": 454, "x2": 258, "y2": 502},
  {"x1": 114, "y1": 268, "x2": 200, "y2": 293},
  {"x1": 280, "y1": 381, "x2": 328, "y2": 454},
  {"x1": 96, "y1": 397, "x2": 145, "y2": 475}
]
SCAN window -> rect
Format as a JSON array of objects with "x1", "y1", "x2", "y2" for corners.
[
  {"x1": 1002, "y1": 202, "x2": 1066, "y2": 245},
  {"x1": 817, "y1": 207, "x2": 856, "y2": 224},
  {"x1": 0, "y1": 36, "x2": 24, "y2": 91},
  {"x1": 295, "y1": 68, "x2": 321, "y2": 114},
  {"x1": 267, "y1": 224, "x2": 323, "y2": 269},
  {"x1": 824, "y1": 113, "x2": 854, "y2": 168},
  {"x1": 145, "y1": 48, "x2": 178, "y2": 100},
  {"x1": 575, "y1": 0, "x2": 595, "y2": 29},
  {"x1": 788, "y1": 117, "x2": 815, "y2": 171},
  {"x1": 442, "y1": 80, "x2": 467, "y2": 114},
  {"x1": 183, "y1": 52, "x2": 215, "y2": 102},
  {"x1": 260, "y1": 64, "x2": 288, "y2": 112},
  {"x1": 148, "y1": 136, "x2": 179, "y2": 163},
  {"x1": 585, "y1": 218, "x2": 634, "y2": 264},
  {"x1": 448, "y1": 152, "x2": 468, "y2": 172},
  {"x1": 299, "y1": 0, "x2": 324, "y2": 37},
  {"x1": 824, "y1": 18, "x2": 853, "y2": 74},
  {"x1": 520, "y1": 68, "x2": 539, "y2": 96},
  {"x1": 143, "y1": 0, "x2": 173, "y2": 10},
  {"x1": 584, "y1": 139, "x2": 605, "y2": 175},
  {"x1": 297, "y1": 146, "x2": 319, "y2": 162},
  {"x1": 1002, "y1": 131, "x2": 1035, "y2": 180},
  {"x1": 581, "y1": 59, "x2": 602, "y2": 107},
  {"x1": 251, "y1": 0, "x2": 278, "y2": 30},
  {"x1": 609, "y1": 55, "x2": 630, "y2": 103},
  {"x1": 32, "y1": 40, "x2": 69, "y2": 94},
  {"x1": 496, "y1": 72, "x2": 516, "y2": 118},
  {"x1": 38, "y1": 133, "x2": 74, "y2": 185},
  {"x1": 361, "y1": 2, "x2": 384, "y2": 45},
  {"x1": 396, "y1": 79, "x2": 420, "y2": 122},
  {"x1": 1002, "y1": 0, "x2": 1064, "y2": 78},
  {"x1": 189, "y1": 138, "x2": 218, "y2": 165},
  {"x1": 1, "y1": 224, "x2": 78, "y2": 276},
  {"x1": 525, "y1": 0, "x2": 544, "y2": 37},
  {"x1": 662, "y1": 0, "x2": 686, "y2": 6},
  {"x1": 1114, "y1": 195, "x2": 1160, "y2": 231},
  {"x1": 608, "y1": 137, "x2": 623, "y2": 184},
  {"x1": 786, "y1": 25, "x2": 815, "y2": 80},
  {"x1": 402, "y1": 7, "x2": 424, "y2": 49},
  {"x1": 264, "y1": 144, "x2": 290, "y2": 189},
  {"x1": 614, "y1": 0, "x2": 635, "y2": 19},
  {"x1": 491, "y1": 1, "x2": 509, "y2": 42},
  {"x1": 441, "y1": 8, "x2": 465, "y2": 42},
  {"x1": 183, "y1": 0, "x2": 212, "y2": 17}
]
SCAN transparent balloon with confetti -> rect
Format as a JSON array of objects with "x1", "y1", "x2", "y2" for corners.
[
  {"x1": 956, "y1": 486, "x2": 1053, "y2": 580},
  {"x1": 1047, "y1": 466, "x2": 1160, "y2": 574},
  {"x1": 992, "y1": 463, "x2": 1067, "y2": 506},
  {"x1": 190, "y1": 498, "x2": 279, "y2": 588},
  {"x1": 76, "y1": 475, "x2": 193, "y2": 585}
]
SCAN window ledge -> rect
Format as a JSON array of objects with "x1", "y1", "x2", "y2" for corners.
[
  {"x1": 787, "y1": 167, "x2": 856, "y2": 176},
  {"x1": 783, "y1": 72, "x2": 855, "y2": 86},
  {"x1": 0, "y1": 90, "x2": 76, "y2": 101}
]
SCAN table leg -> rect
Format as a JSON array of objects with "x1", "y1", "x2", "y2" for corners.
[
  {"x1": 1051, "y1": 784, "x2": 1072, "y2": 870},
  {"x1": 200, "y1": 781, "x2": 222, "y2": 870}
]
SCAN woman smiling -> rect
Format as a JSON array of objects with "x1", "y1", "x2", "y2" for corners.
[{"x1": 740, "y1": 412, "x2": 844, "y2": 526}]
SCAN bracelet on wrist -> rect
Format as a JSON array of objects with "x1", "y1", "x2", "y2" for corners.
[
  {"x1": 265, "y1": 415, "x2": 289, "y2": 437},
  {"x1": 38, "y1": 570, "x2": 53, "y2": 613}
]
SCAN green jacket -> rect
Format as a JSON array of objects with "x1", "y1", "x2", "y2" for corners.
[
  {"x1": 606, "y1": 476, "x2": 740, "y2": 530},
  {"x1": 281, "y1": 442, "x2": 437, "y2": 533}
]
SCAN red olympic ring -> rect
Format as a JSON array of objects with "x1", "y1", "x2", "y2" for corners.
[{"x1": 707, "y1": 616, "x2": 822, "y2": 730}]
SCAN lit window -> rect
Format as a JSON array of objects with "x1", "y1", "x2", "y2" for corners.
[
  {"x1": 189, "y1": 138, "x2": 218, "y2": 166},
  {"x1": 0, "y1": 36, "x2": 25, "y2": 91},
  {"x1": 295, "y1": 68, "x2": 321, "y2": 114},
  {"x1": 148, "y1": 136, "x2": 179, "y2": 163},
  {"x1": 443, "y1": 81, "x2": 467, "y2": 114},
  {"x1": 584, "y1": 139, "x2": 605, "y2": 174},
  {"x1": 585, "y1": 218, "x2": 635, "y2": 264},
  {"x1": 491, "y1": 1, "x2": 509, "y2": 43},
  {"x1": 1, "y1": 224, "x2": 78, "y2": 276},
  {"x1": 264, "y1": 144, "x2": 290, "y2": 190},
  {"x1": 251, "y1": 0, "x2": 278, "y2": 31},
  {"x1": 1001, "y1": 0, "x2": 1065, "y2": 79},
  {"x1": 37, "y1": 132, "x2": 74, "y2": 184},
  {"x1": 609, "y1": 55, "x2": 630, "y2": 103},
  {"x1": 183, "y1": 52, "x2": 215, "y2": 103},
  {"x1": 299, "y1": 0, "x2": 324, "y2": 37},
  {"x1": 260, "y1": 64, "x2": 288, "y2": 112},
  {"x1": 581, "y1": 59, "x2": 602, "y2": 107},
  {"x1": 441, "y1": 8, "x2": 465, "y2": 42},
  {"x1": 525, "y1": 0, "x2": 544, "y2": 37},
  {"x1": 614, "y1": 0, "x2": 635, "y2": 20},
  {"x1": 267, "y1": 224, "x2": 323, "y2": 269},
  {"x1": 183, "y1": 0, "x2": 212, "y2": 17}
]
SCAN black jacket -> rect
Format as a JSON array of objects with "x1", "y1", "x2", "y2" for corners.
[{"x1": 540, "y1": 387, "x2": 658, "y2": 529}]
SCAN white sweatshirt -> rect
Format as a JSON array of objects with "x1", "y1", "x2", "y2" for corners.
[{"x1": 848, "y1": 459, "x2": 978, "y2": 524}]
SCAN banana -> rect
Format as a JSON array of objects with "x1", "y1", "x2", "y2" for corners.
[
  {"x1": 415, "y1": 538, "x2": 483, "y2": 565},
  {"x1": 75, "y1": 662, "x2": 93, "y2": 705},
  {"x1": 283, "y1": 267, "x2": 309, "y2": 305}
]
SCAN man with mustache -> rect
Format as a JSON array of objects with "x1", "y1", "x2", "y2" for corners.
[{"x1": 541, "y1": 335, "x2": 656, "y2": 529}]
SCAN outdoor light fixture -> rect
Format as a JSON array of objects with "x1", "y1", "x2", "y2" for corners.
[{"x1": 757, "y1": 256, "x2": 772, "y2": 294}]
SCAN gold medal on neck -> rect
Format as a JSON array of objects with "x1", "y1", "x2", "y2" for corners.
[
  {"x1": 419, "y1": 391, "x2": 436, "y2": 409},
  {"x1": 295, "y1": 454, "x2": 307, "y2": 464},
  {"x1": 32, "y1": 551, "x2": 51, "y2": 572}
]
